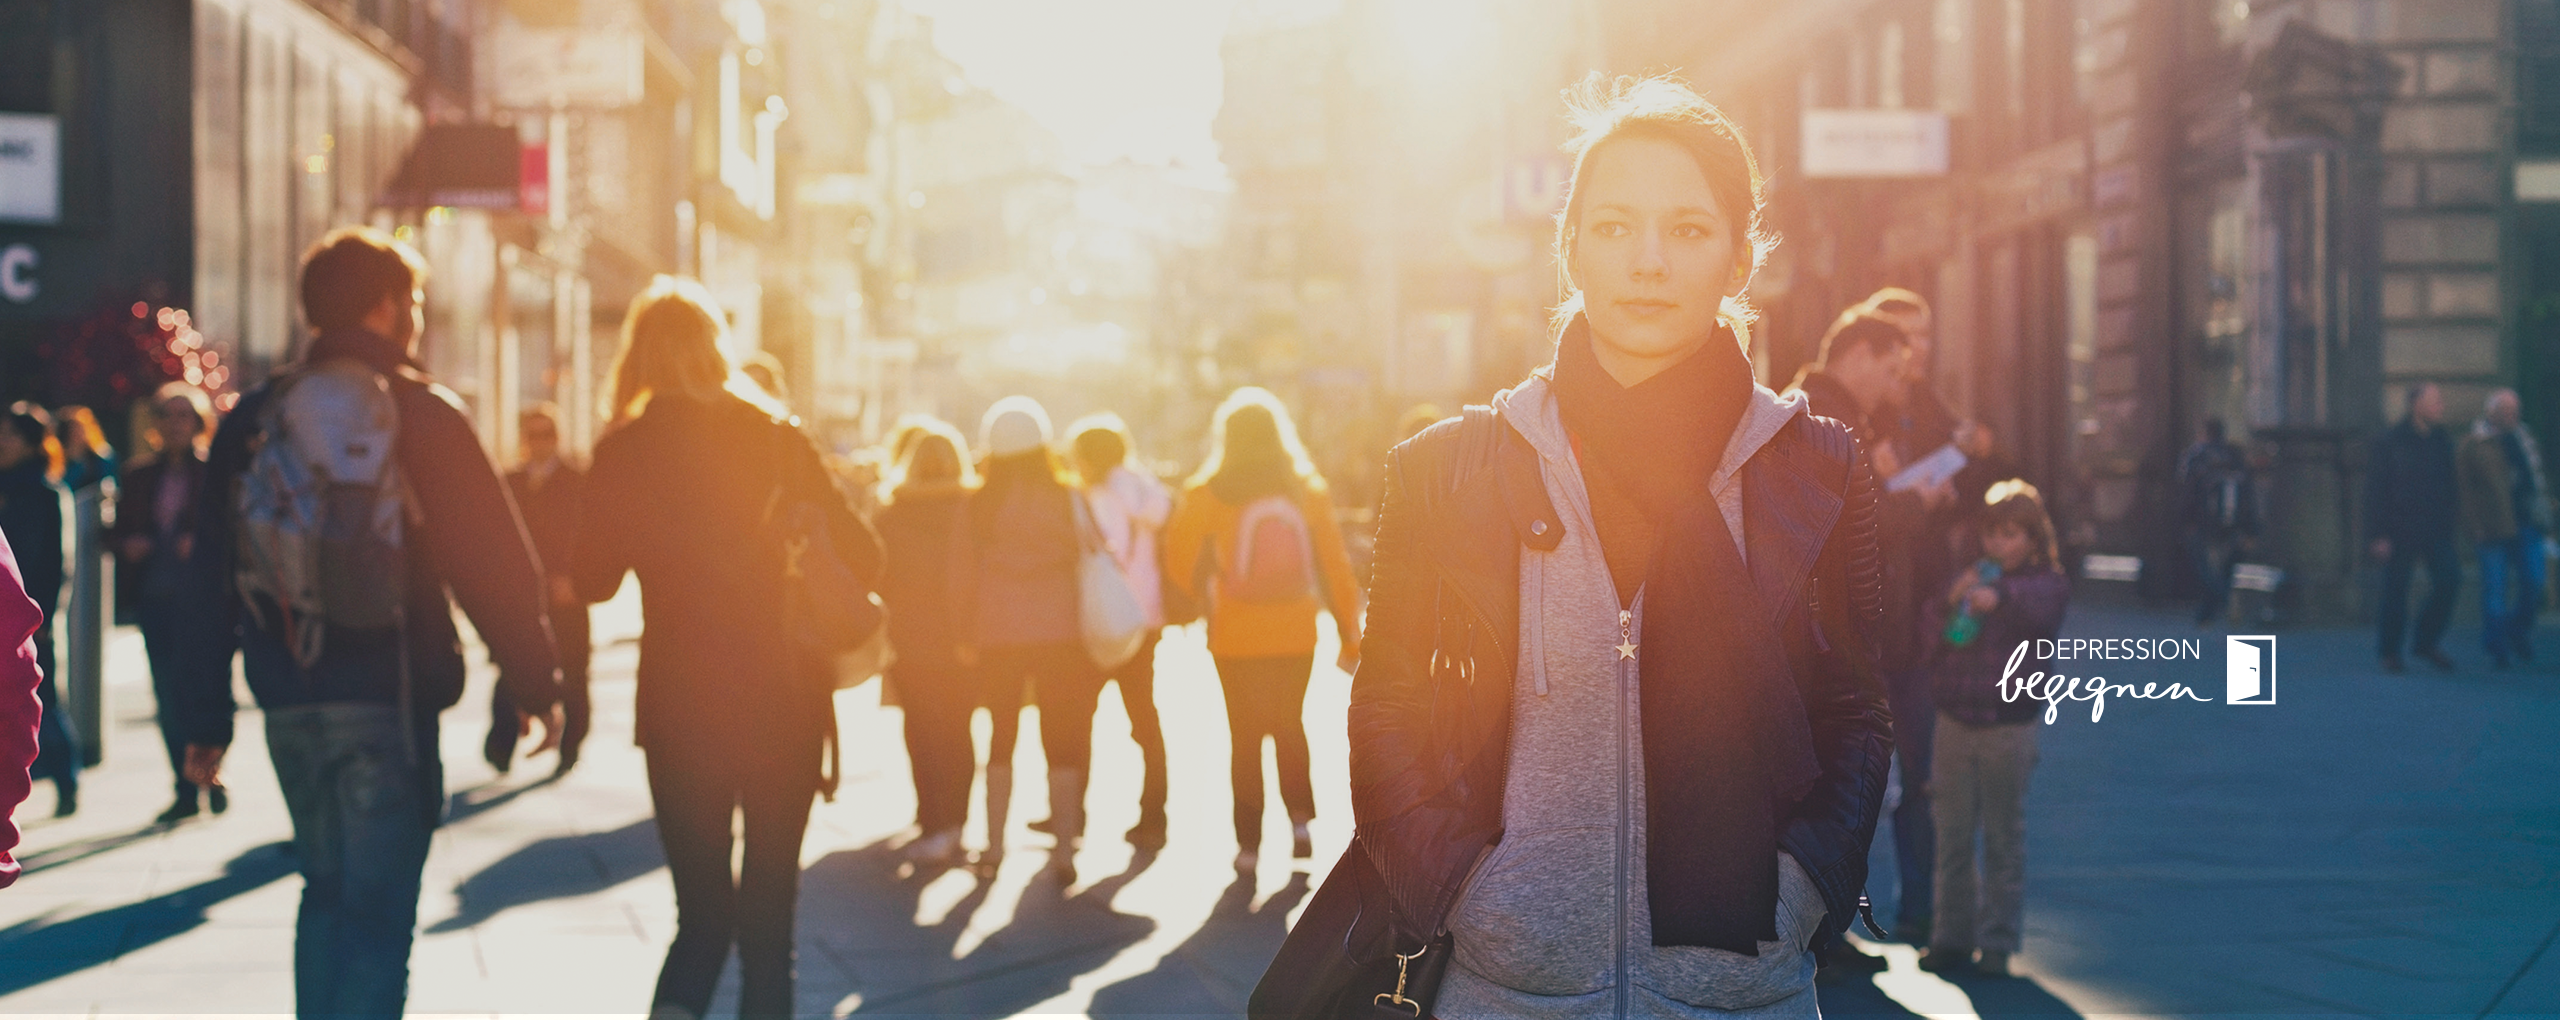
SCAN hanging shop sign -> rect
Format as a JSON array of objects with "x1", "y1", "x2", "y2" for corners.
[
  {"x1": 0, "y1": 113, "x2": 60, "y2": 224},
  {"x1": 1801, "y1": 109, "x2": 1950, "y2": 179}
]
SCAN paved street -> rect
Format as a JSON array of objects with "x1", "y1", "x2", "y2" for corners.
[{"x1": 4, "y1": 590, "x2": 2560, "y2": 1018}]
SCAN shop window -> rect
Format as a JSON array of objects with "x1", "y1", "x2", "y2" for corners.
[
  {"x1": 2523, "y1": 0, "x2": 2560, "y2": 154},
  {"x1": 0, "y1": 0, "x2": 50, "y2": 113}
]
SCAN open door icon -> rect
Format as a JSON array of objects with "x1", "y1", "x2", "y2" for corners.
[{"x1": 2226, "y1": 636, "x2": 2276, "y2": 704}]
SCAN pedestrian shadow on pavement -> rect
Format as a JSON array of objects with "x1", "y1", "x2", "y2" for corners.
[
  {"x1": 1814, "y1": 971, "x2": 1930, "y2": 1019},
  {"x1": 784, "y1": 839, "x2": 987, "y2": 1017},
  {"x1": 1941, "y1": 970, "x2": 2084, "y2": 1019},
  {"x1": 441, "y1": 773, "x2": 562, "y2": 827},
  {"x1": 1086, "y1": 868, "x2": 1310, "y2": 1019},
  {"x1": 796, "y1": 842, "x2": 1158, "y2": 1019},
  {"x1": 1813, "y1": 967, "x2": 2083, "y2": 1019},
  {"x1": 0, "y1": 841, "x2": 295, "y2": 996},
  {"x1": 423, "y1": 818, "x2": 663, "y2": 933},
  {"x1": 10, "y1": 822, "x2": 193, "y2": 879}
]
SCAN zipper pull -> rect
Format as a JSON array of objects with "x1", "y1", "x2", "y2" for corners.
[{"x1": 1615, "y1": 609, "x2": 1637, "y2": 661}]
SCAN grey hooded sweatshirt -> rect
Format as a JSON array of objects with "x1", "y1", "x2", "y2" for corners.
[{"x1": 1436, "y1": 373, "x2": 1830, "y2": 1020}]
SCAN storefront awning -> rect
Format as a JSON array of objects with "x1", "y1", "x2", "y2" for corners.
[{"x1": 380, "y1": 124, "x2": 523, "y2": 210}]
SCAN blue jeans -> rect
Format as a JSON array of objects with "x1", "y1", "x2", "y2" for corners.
[
  {"x1": 264, "y1": 703, "x2": 438, "y2": 1020},
  {"x1": 2479, "y1": 525, "x2": 2547, "y2": 661}
]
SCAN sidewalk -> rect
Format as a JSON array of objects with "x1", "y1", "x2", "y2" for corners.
[
  {"x1": 4, "y1": 594, "x2": 2558, "y2": 1017},
  {"x1": 1824, "y1": 603, "x2": 2560, "y2": 1019},
  {"x1": 0, "y1": 590, "x2": 1357, "y2": 1018}
]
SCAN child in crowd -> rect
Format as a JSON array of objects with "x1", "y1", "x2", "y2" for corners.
[{"x1": 1918, "y1": 479, "x2": 2069, "y2": 978}]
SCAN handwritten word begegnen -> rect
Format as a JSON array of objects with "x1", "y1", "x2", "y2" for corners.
[{"x1": 1999, "y1": 641, "x2": 2216, "y2": 723}]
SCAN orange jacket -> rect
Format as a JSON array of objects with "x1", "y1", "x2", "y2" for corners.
[{"x1": 1164, "y1": 478, "x2": 1363, "y2": 660}]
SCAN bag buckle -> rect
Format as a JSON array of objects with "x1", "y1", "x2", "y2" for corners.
[{"x1": 1372, "y1": 944, "x2": 1427, "y2": 1016}]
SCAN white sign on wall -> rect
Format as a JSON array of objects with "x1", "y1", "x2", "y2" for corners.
[
  {"x1": 486, "y1": 28, "x2": 645, "y2": 109},
  {"x1": 2520, "y1": 160, "x2": 2560, "y2": 203},
  {"x1": 0, "y1": 113, "x2": 61, "y2": 224},
  {"x1": 1801, "y1": 109, "x2": 1950, "y2": 179},
  {"x1": 484, "y1": 0, "x2": 646, "y2": 111}
]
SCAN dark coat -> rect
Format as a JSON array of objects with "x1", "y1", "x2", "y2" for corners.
[
  {"x1": 951, "y1": 472, "x2": 1081, "y2": 649},
  {"x1": 110, "y1": 450, "x2": 209, "y2": 617},
  {"x1": 1788, "y1": 370, "x2": 1935, "y2": 671},
  {"x1": 506, "y1": 460, "x2": 587, "y2": 582},
  {"x1": 182, "y1": 329, "x2": 562, "y2": 749},
  {"x1": 0, "y1": 463, "x2": 62, "y2": 620},
  {"x1": 574, "y1": 396, "x2": 881, "y2": 764},
  {"x1": 2366, "y1": 417, "x2": 2460, "y2": 545},
  {"x1": 874, "y1": 483, "x2": 971, "y2": 673},
  {"x1": 1349, "y1": 403, "x2": 1891, "y2": 956}
]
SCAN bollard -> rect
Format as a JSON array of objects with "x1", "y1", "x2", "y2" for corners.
[{"x1": 65, "y1": 482, "x2": 106, "y2": 767}]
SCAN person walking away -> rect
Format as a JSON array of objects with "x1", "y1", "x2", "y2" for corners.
[
  {"x1": 2368, "y1": 383, "x2": 2463, "y2": 673},
  {"x1": 574, "y1": 276, "x2": 880, "y2": 1020},
  {"x1": 1917, "y1": 480, "x2": 2066, "y2": 978},
  {"x1": 874, "y1": 420, "x2": 999, "y2": 869},
  {"x1": 1163, "y1": 387, "x2": 1363, "y2": 873},
  {"x1": 1274, "y1": 77, "x2": 1891, "y2": 1020},
  {"x1": 176, "y1": 227, "x2": 565, "y2": 1019},
  {"x1": 487, "y1": 405, "x2": 594, "y2": 775},
  {"x1": 1, "y1": 530, "x2": 45, "y2": 886},
  {"x1": 0, "y1": 405, "x2": 75, "y2": 816},
  {"x1": 1065, "y1": 414, "x2": 1174, "y2": 851},
  {"x1": 951, "y1": 396, "x2": 1093, "y2": 879},
  {"x1": 2459, "y1": 389, "x2": 2553, "y2": 668},
  {"x1": 2176, "y1": 418, "x2": 2259, "y2": 626},
  {"x1": 1785, "y1": 311, "x2": 1944, "y2": 968},
  {"x1": 111, "y1": 384, "x2": 228, "y2": 822}
]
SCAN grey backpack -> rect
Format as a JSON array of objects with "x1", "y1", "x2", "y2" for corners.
[{"x1": 233, "y1": 358, "x2": 411, "y2": 666}]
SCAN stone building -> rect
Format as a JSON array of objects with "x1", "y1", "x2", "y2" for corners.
[{"x1": 1594, "y1": 0, "x2": 2554, "y2": 620}]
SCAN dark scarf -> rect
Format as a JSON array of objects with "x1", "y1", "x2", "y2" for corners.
[
  {"x1": 1553, "y1": 315, "x2": 1751, "y2": 603},
  {"x1": 1551, "y1": 315, "x2": 1810, "y2": 954}
]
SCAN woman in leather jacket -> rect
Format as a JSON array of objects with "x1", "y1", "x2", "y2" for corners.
[{"x1": 1342, "y1": 76, "x2": 1893, "y2": 1019}]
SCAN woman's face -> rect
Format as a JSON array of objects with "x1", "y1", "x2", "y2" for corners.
[
  {"x1": 1567, "y1": 135, "x2": 1743, "y2": 383},
  {"x1": 1983, "y1": 521, "x2": 2033, "y2": 572},
  {"x1": 157, "y1": 400, "x2": 201, "y2": 448}
]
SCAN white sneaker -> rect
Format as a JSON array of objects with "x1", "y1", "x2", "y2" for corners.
[{"x1": 904, "y1": 829, "x2": 964, "y2": 867}]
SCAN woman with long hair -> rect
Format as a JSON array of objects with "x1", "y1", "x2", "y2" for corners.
[
  {"x1": 52, "y1": 406, "x2": 116, "y2": 493},
  {"x1": 573, "y1": 276, "x2": 881, "y2": 1020},
  {"x1": 1065, "y1": 413, "x2": 1174, "y2": 850},
  {"x1": 873, "y1": 418, "x2": 1005, "y2": 868},
  {"x1": 951, "y1": 396, "x2": 1092, "y2": 877},
  {"x1": 1163, "y1": 387, "x2": 1363, "y2": 872},
  {"x1": 110, "y1": 384, "x2": 225, "y2": 822},
  {"x1": 1261, "y1": 77, "x2": 1890, "y2": 1018},
  {"x1": 0, "y1": 404, "x2": 74, "y2": 816}
]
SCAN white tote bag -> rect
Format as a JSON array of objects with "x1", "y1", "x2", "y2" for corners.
[{"x1": 1073, "y1": 492, "x2": 1149, "y2": 670}]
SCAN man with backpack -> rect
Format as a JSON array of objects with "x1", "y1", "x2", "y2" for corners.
[
  {"x1": 174, "y1": 227, "x2": 563, "y2": 1018},
  {"x1": 2177, "y1": 418, "x2": 2259, "y2": 626}
]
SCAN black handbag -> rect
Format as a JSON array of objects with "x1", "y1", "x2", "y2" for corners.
[
  {"x1": 1249, "y1": 837, "x2": 1454, "y2": 1019},
  {"x1": 766, "y1": 427, "x2": 884, "y2": 656}
]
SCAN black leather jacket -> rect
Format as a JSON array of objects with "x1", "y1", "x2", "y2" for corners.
[{"x1": 1347, "y1": 405, "x2": 1893, "y2": 953}]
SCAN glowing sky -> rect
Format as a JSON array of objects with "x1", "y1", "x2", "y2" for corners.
[{"x1": 899, "y1": 0, "x2": 1253, "y2": 170}]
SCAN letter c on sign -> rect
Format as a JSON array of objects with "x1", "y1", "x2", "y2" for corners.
[{"x1": 0, "y1": 245, "x2": 35, "y2": 303}]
